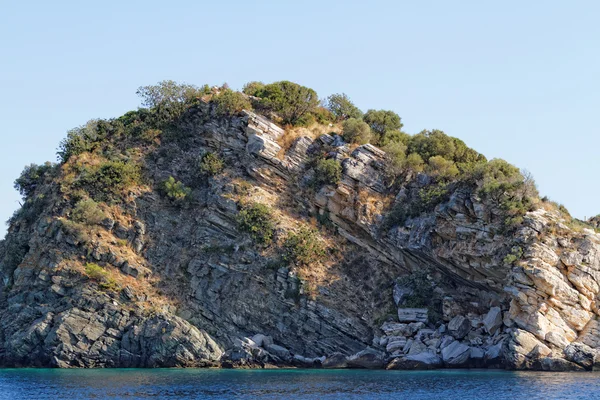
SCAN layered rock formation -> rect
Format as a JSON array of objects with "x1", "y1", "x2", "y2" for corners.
[{"x1": 1, "y1": 103, "x2": 599, "y2": 370}]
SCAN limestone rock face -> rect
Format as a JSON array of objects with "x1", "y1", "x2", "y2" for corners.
[{"x1": 1, "y1": 106, "x2": 599, "y2": 371}]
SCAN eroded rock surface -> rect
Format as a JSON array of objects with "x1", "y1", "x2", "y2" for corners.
[{"x1": 1, "y1": 106, "x2": 599, "y2": 371}]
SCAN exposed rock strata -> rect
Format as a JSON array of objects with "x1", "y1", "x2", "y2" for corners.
[{"x1": 1, "y1": 106, "x2": 599, "y2": 371}]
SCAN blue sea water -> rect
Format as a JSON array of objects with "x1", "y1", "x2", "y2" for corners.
[{"x1": 1, "y1": 369, "x2": 599, "y2": 400}]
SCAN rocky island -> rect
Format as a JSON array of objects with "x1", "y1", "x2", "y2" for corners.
[{"x1": 1, "y1": 80, "x2": 599, "y2": 371}]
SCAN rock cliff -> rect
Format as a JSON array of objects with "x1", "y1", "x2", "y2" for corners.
[{"x1": 1, "y1": 99, "x2": 599, "y2": 371}]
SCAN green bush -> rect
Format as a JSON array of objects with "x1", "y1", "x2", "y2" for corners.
[
  {"x1": 199, "y1": 152, "x2": 225, "y2": 177},
  {"x1": 242, "y1": 81, "x2": 265, "y2": 97},
  {"x1": 342, "y1": 118, "x2": 372, "y2": 144},
  {"x1": 293, "y1": 112, "x2": 316, "y2": 127},
  {"x1": 253, "y1": 81, "x2": 319, "y2": 125},
  {"x1": 407, "y1": 130, "x2": 486, "y2": 169},
  {"x1": 77, "y1": 160, "x2": 141, "y2": 202},
  {"x1": 404, "y1": 153, "x2": 425, "y2": 173},
  {"x1": 14, "y1": 162, "x2": 55, "y2": 198},
  {"x1": 312, "y1": 158, "x2": 342, "y2": 188},
  {"x1": 426, "y1": 156, "x2": 459, "y2": 180},
  {"x1": 57, "y1": 120, "x2": 103, "y2": 163},
  {"x1": 503, "y1": 246, "x2": 524, "y2": 265},
  {"x1": 396, "y1": 270, "x2": 442, "y2": 323},
  {"x1": 363, "y1": 109, "x2": 403, "y2": 139},
  {"x1": 379, "y1": 130, "x2": 410, "y2": 147},
  {"x1": 213, "y1": 90, "x2": 252, "y2": 116},
  {"x1": 327, "y1": 93, "x2": 363, "y2": 121},
  {"x1": 237, "y1": 202, "x2": 275, "y2": 245},
  {"x1": 71, "y1": 198, "x2": 106, "y2": 225},
  {"x1": 162, "y1": 177, "x2": 192, "y2": 202},
  {"x1": 472, "y1": 159, "x2": 538, "y2": 230},
  {"x1": 282, "y1": 226, "x2": 326, "y2": 266},
  {"x1": 7, "y1": 194, "x2": 48, "y2": 226},
  {"x1": 382, "y1": 141, "x2": 408, "y2": 179},
  {"x1": 136, "y1": 80, "x2": 210, "y2": 124},
  {"x1": 85, "y1": 263, "x2": 118, "y2": 292},
  {"x1": 137, "y1": 80, "x2": 203, "y2": 108},
  {"x1": 312, "y1": 107, "x2": 335, "y2": 124}
]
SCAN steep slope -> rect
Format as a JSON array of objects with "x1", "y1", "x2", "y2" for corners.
[{"x1": 1, "y1": 89, "x2": 599, "y2": 370}]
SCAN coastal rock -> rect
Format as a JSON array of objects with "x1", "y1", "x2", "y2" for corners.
[
  {"x1": 397, "y1": 308, "x2": 428, "y2": 323},
  {"x1": 483, "y1": 307, "x2": 503, "y2": 335},
  {"x1": 387, "y1": 351, "x2": 442, "y2": 370},
  {"x1": 2, "y1": 99, "x2": 600, "y2": 372},
  {"x1": 347, "y1": 349, "x2": 386, "y2": 369},
  {"x1": 441, "y1": 341, "x2": 471, "y2": 366},
  {"x1": 448, "y1": 316, "x2": 471, "y2": 339}
]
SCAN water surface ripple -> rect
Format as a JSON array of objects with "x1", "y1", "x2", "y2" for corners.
[{"x1": 1, "y1": 369, "x2": 599, "y2": 399}]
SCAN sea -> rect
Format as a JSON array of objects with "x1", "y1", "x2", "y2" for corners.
[{"x1": 1, "y1": 368, "x2": 599, "y2": 399}]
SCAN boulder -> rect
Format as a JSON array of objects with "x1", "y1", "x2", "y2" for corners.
[
  {"x1": 397, "y1": 308, "x2": 428, "y2": 323},
  {"x1": 540, "y1": 357, "x2": 586, "y2": 372},
  {"x1": 441, "y1": 341, "x2": 471, "y2": 366},
  {"x1": 347, "y1": 348, "x2": 386, "y2": 369},
  {"x1": 482, "y1": 307, "x2": 503, "y2": 334},
  {"x1": 251, "y1": 334, "x2": 273, "y2": 348},
  {"x1": 265, "y1": 344, "x2": 292, "y2": 362},
  {"x1": 484, "y1": 342, "x2": 504, "y2": 365},
  {"x1": 322, "y1": 353, "x2": 348, "y2": 369},
  {"x1": 387, "y1": 351, "x2": 442, "y2": 370},
  {"x1": 386, "y1": 337, "x2": 407, "y2": 353},
  {"x1": 292, "y1": 355, "x2": 324, "y2": 368},
  {"x1": 448, "y1": 315, "x2": 471, "y2": 339},
  {"x1": 564, "y1": 343, "x2": 598, "y2": 370},
  {"x1": 381, "y1": 322, "x2": 407, "y2": 336},
  {"x1": 393, "y1": 284, "x2": 413, "y2": 306}
]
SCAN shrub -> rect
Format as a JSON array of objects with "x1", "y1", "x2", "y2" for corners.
[
  {"x1": 71, "y1": 198, "x2": 106, "y2": 225},
  {"x1": 77, "y1": 160, "x2": 141, "y2": 202},
  {"x1": 426, "y1": 156, "x2": 459, "y2": 180},
  {"x1": 282, "y1": 226, "x2": 326, "y2": 266},
  {"x1": 382, "y1": 141, "x2": 408, "y2": 181},
  {"x1": 213, "y1": 90, "x2": 252, "y2": 116},
  {"x1": 404, "y1": 153, "x2": 425, "y2": 173},
  {"x1": 136, "y1": 80, "x2": 202, "y2": 108},
  {"x1": 342, "y1": 118, "x2": 372, "y2": 144},
  {"x1": 312, "y1": 158, "x2": 342, "y2": 188},
  {"x1": 237, "y1": 202, "x2": 275, "y2": 245},
  {"x1": 162, "y1": 177, "x2": 191, "y2": 202},
  {"x1": 57, "y1": 120, "x2": 102, "y2": 163},
  {"x1": 327, "y1": 93, "x2": 363, "y2": 121},
  {"x1": 199, "y1": 152, "x2": 224, "y2": 177},
  {"x1": 141, "y1": 129, "x2": 162, "y2": 145},
  {"x1": 473, "y1": 159, "x2": 539, "y2": 230},
  {"x1": 407, "y1": 130, "x2": 486, "y2": 168},
  {"x1": 14, "y1": 162, "x2": 55, "y2": 198},
  {"x1": 293, "y1": 112, "x2": 316, "y2": 127},
  {"x1": 379, "y1": 130, "x2": 410, "y2": 147},
  {"x1": 503, "y1": 246, "x2": 524, "y2": 265},
  {"x1": 7, "y1": 194, "x2": 48, "y2": 226},
  {"x1": 396, "y1": 270, "x2": 442, "y2": 322},
  {"x1": 254, "y1": 81, "x2": 319, "y2": 125},
  {"x1": 312, "y1": 107, "x2": 335, "y2": 124},
  {"x1": 136, "y1": 80, "x2": 209, "y2": 124},
  {"x1": 85, "y1": 263, "x2": 118, "y2": 292},
  {"x1": 407, "y1": 130, "x2": 456, "y2": 162},
  {"x1": 242, "y1": 81, "x2": 265, "y2": 97},
  {"x1": 363, "y1": 109, "x2": 403, "y2": 139}
]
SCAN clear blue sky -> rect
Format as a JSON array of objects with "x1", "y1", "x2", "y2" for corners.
[{"x1": 1, "y1": 0, "x2": 599, "y2": 238}]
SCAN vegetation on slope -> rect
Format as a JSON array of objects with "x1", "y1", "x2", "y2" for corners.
[{"x1": 7, "y1": 79, "x2": 597, "y2": 275}]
